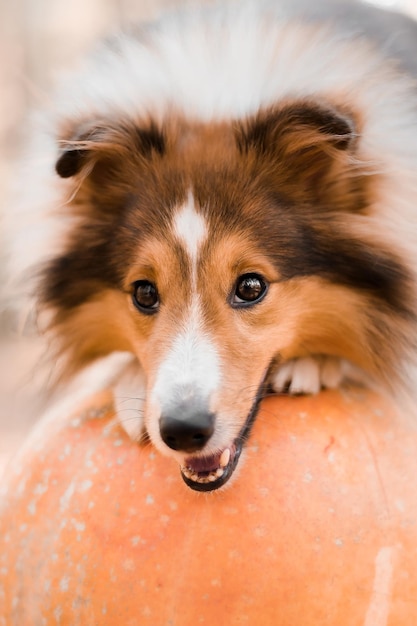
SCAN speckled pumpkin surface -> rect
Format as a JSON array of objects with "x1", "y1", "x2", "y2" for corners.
[{"x1": 1, "y1": 388, "x2": 417, "y2": 625}]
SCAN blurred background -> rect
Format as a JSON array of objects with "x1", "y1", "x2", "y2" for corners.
[{"x1": 0, "y1": 0, "x2": 417, "y2": 474}]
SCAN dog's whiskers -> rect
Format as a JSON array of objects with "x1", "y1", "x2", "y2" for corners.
[{"x1": 115, "y1": 396, "x2": 146, "y2": 404}]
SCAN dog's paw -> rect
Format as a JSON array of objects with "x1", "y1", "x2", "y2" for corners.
[
  {"x1": 270, "y1": 356, "x2": 356, "y2": 395},
  {"x1": 113, "y1": 359, "x2": 147, "y2": 441}
]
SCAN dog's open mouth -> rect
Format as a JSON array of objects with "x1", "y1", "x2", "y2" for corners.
[
  {"x1": 180, "y1": 442, "x2": 243, "y2": 492},
  {"x1": 179, "y1": 377, "x2": 267, "y2": 492}
]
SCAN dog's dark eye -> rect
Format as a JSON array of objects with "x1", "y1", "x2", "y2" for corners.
[
  {"x1": 132, "y1": 280, "x2": 159, "y2": 313},
  {"x1": 232, "y1": 274, "x2": 268, "y2": 307}
]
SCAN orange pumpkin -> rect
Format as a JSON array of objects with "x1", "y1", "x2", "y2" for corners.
[{"x1": 1, "y1": 388, "x2": 417, "y2": 625}]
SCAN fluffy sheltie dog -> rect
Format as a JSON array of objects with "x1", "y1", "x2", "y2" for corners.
[{"x1": 6, "y1": 0, "x2": 417, "y2": 491}]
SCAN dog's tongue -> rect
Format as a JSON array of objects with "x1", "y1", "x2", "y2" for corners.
[
  {"x1": 185, "y1": 452, "x2": 222, "y2": 473},
  {"x1": 181, "y1": 446, "x2": 238, "y2": 490},
  {"x1": 185, "y1": 448, "x2": 231, "y2": 473}
]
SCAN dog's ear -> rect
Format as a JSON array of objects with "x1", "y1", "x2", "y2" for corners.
[
  {"x1": 55, "y1": 120, "x2": 165, "y2": 179},
  {"x1": 237, "y1": 100, "x2": 360, "y2": 204},
  {"x1": 240, "y1": 101, "x2": 356, "y2": 153}
]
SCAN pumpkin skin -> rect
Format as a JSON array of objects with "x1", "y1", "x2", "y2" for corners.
[{"x1": 1, "y1": 388, "x2": 417, "y2": 625}]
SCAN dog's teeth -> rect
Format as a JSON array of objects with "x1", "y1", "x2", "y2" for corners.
[
  {"x1": 182, "y1": 466, "x2": 200, "y2": 482},
  {"x1": 220, "y1": 448, "x2": 231, "y2": 468},
  {"x1": 182, "y1": 464, "x2": 224, "y2": 484}
]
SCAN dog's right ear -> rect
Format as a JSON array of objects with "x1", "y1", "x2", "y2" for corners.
[
  {"x1": 56, "y1": 121, "x2": 116, "y2": 179},
  {"x1": 56, "y1": 137, "x2": 90, "y2": 179},
  {"x1": 55, "y1": 119, "x2": 166, "y2": 179}
]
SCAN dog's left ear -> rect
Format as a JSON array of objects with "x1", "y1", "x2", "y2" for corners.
[{"x1": 237, "y1": 100, "x2": 360, "y2": 203}]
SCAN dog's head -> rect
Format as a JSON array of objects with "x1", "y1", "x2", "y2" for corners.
[{"x1": 41, "y1": 100, "x2": 412, "y2": 490}]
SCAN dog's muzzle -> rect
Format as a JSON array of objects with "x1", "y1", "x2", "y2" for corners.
[
  {"x1": 158, "y1": 384, "x2": 266, "y2": 492},
  {"x1": 159, "y1": 409, "x2": 215, "y2": 453},
  {"x1": 159, "y1": 403, "x2": 235, "y2": 491}
]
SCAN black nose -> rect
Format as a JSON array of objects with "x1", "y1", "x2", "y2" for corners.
[{"x1": 159, "y1": 408, "x2": 215, "y2": 453}]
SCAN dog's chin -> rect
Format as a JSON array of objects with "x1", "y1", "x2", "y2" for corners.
[{"x1": 178, "y1": 385, "x2": 266, "y2": 493}]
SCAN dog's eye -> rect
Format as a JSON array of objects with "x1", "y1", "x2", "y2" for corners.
[
  {"x1": 232, "y1": 274, "x2": 268, "y2": 307},
  {"x1": 132, "y1": 280, "x2": 159, "y2": 313}
]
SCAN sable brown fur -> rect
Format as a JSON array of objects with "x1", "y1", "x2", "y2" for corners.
[
  {"x1": 6, "y1": 0, "x2": 417, "y2": 490},
  {"x1": 41, "y1": 102, "x2": 416, "y2": 395}
]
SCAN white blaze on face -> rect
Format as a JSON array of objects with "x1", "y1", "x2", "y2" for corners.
[
  {"x1": 149, "y1": 194, "x2": 222, "y2": 428},
  {"x1": 151, "y1": 298, "x2": 222, "y2": 415},
  {"x1": 172, "y1": 192, "x2": 208, "y2": 286}
]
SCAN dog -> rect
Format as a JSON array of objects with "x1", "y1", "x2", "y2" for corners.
[{"x1": 6, "y1": 0, "x2": 417, "y2": 491}]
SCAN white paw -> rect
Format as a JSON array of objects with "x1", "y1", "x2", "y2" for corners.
[
  {"x1": 113, "y1": 359, "x2": 147, "y2": 441},
  {"x1": 271, "y1": 356, "x2": 360, "y2": 395}
]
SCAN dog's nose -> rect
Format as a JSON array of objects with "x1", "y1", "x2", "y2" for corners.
[{"x1": 159, "y1": 407, "x2": 215, "y2": 452}]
